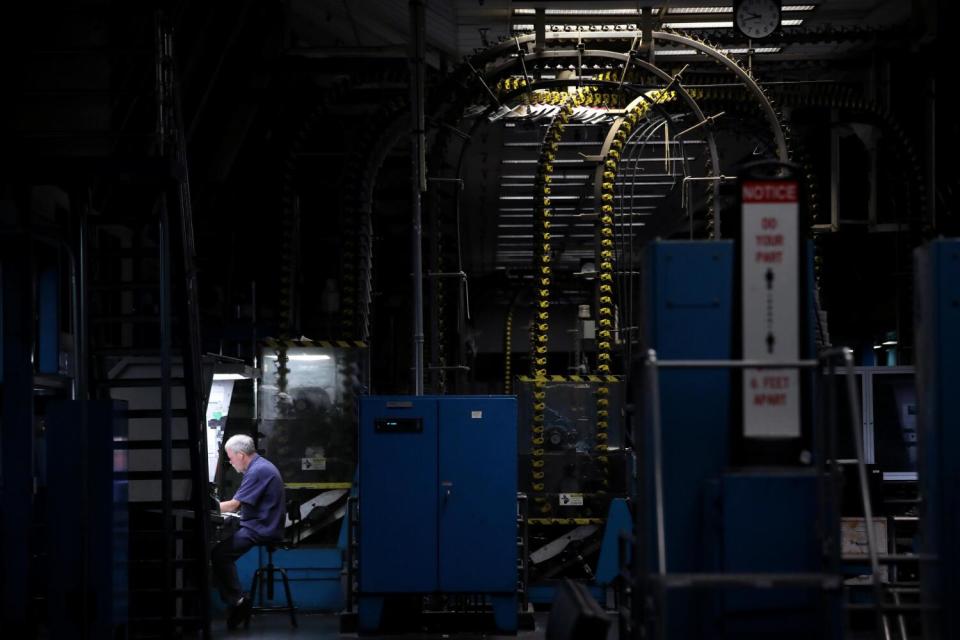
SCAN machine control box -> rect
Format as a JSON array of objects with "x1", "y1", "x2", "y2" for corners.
[{"x1": 374, "y1": 417, "x2": 422, "y2": 433}]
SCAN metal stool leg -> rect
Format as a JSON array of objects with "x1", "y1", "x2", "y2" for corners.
[
  {"x1": 246, "y1": 545, "x2": 298, "y2": 628},
  {"x1": 278, "y1": 567, "x2": 298, "y2": 628},
  {"x1": 245, "y1": 566, "x2": 262, "y2": 630},
  {"x1": 266, "y1": 549, "x2": 275, "y2": 600}
]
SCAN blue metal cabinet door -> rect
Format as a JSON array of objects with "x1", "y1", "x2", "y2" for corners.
[
  {"x1": 359, "y1": 396, "x2": 438, "y2": 592},
  {"x1": 438, "y1": 397, "x2": 517, "y2": 592}
]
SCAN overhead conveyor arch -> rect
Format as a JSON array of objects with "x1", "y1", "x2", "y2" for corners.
[{"x1": 300, "y1": 29, "x2": 794, "y2": 396}]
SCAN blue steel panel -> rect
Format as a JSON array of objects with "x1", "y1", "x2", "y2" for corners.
[
  {"x1": 641, "y1": 241, "x2": 733, "y2": 571},
  {"x1": 37, "y1": 257, "x2": 60, "y2": 374},
  {"x1": 594, "y1": 498, "x2": 632, "y2": 586},
  {"x1": 721, "y1": 472, "x2": 820, "y2": 611},
  {"x1": 915, "y1": 239, "x2": 960, "y2": 639},
  {"x1": 438, "y1": 396, "x2": 517, "y2": 592},
  {"x1": 46, "y1": 400, "x2": 128, "y2": 637},
  {"x1": 359, "y1": 396, "x2": 438, "y2": 593},
  {"x1": 641, "y1": 241, "x2": 734, "y2": 640},
  {"x1": 644, "y1": 240, "x2": 735, "y2": 360},
  {"x1": 1, "y1": 245, "x2": 35, "y2": 633}
]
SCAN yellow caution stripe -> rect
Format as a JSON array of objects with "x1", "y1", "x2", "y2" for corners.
[
  {"x1": 263, "y1": 338, "x2": 368, "y2": 349},
  {"x1": 285, "y1": 482, "x2": 352, "y2": 490},
  {"x1": 518, "y1": 375, "x2": 621, "y2": 383},
  {"x1": 528, "y1": 518, "x2": 605, "y2": 526}
]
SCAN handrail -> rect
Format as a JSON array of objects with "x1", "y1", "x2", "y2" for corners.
[{"x1": 636, "y1": 346, "x2": 886, "y2": 639}]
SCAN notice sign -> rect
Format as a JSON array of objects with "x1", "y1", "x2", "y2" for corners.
[{"x1": 741, "y1": 180, "x2": 801, "y2": 438}]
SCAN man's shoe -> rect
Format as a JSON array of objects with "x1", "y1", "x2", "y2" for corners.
[
  {"x1": 238, "y1": 595, "x2": 253, "y2": 627},
  {"x1": 226, "y1": 596, "x2": 248, "y2": 630}
]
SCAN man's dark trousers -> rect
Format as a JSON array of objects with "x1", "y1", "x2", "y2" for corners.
[{"x1": 211, "y1": 526, "x2": 258, "y2": 605}]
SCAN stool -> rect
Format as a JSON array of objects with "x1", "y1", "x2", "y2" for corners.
[{"x1": 245, "y1": 543, "x2": 297, "y2": 628}]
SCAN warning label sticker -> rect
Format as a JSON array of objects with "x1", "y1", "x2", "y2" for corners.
[
  {"x1": 559, "y1": 493, "x2": 584, "y2": 507},
  {"x1": 301, "y1": 456, "x2": 326, "y2": 471}
]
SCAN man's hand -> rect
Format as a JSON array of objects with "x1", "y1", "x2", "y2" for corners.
[{"x1": 219, "y1": 499, "x2": 241, "y2": 513}]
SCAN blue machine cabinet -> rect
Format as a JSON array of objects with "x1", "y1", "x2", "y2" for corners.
[
  {"x1": 915, "y1": 239, "x2": 960, "y2": 639},
  {"x1": 358, "y1": 395, "x2": 518, "y2": 632}
]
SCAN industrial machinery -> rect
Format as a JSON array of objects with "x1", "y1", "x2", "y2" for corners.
[
  {"x1": 355, "y1": 395, "x2": 519, "y2": 633},
  {"x1": 253, "y1": 340, "x2": 367, "y2": 544},
  {"x1": 516, "y1": 377, "x2": 629, "y2": 602},
  {"x1": 619, "y1": 164, "x2": 864, "y2": 639},
  {"x1": 628, "y1": 235, "x2": 847, "y2": 639}
]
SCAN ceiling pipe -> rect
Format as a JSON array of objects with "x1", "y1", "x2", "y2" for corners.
[{"x1": 410, "y1": 0, "x2": 426, "y2": 395}]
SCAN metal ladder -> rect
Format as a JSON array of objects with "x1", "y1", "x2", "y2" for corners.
[
  {"x1": 623, "y1": 347, "x2": 890, "y2": 640},
  {"x1": 6, "y1": 3, "x2": 211, "y2": 637},
  {"x1": 69, "y1": 10, "x2": 211, "y2": 639}
]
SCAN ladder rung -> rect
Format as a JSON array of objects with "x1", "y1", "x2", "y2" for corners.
[
  {"x1": 128, "y1": 615, "x2": 204, "y2": 625},
  {"x1": 130, "y1": 530, "x2": 202, "y2": 539},
  {"x1": 127, "y1": 559, "x2": 202, "y2": 567},
  {"x1": 128, "y1": 500, "x2": 196, "y2": 510},
  {"x1": 114, "y1": 440, "x2": 193, "y2": 450},
  {"x1": 845, "y1": 602, "x2": 938, "y2": 612},
  {"x1": 115, "y1": 470, "x2": 195, "y2": 480},
  {"x1": 93, "y1": 347, "x2": 178, "y2": 357},
  {"x1": 91, "y1": 215, "x2": 164, "y2": 226},
  {"x1": 841, "y1": 554, "x2": 933, "y2": 563},
  {"x1": 97, "y1": 378, "x2": 185, "y2": 388},
  {"x1": 90, "y1": 282, "x2": 161, "y2": 291},
  {"x1": 119, "y1": 408, "x2": 189, "y2": 419},
  {"x1": 93, "y1": 248, "x2": 160, "y2": 259},
  {"x1": 91, "y1": 314, "x2": 168, "y2": 323},
  {"x1": 130, "y1": 587, "x2": 202, "y2": 596}
]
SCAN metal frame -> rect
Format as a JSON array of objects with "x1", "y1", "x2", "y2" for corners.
[
  {"x1": 839, "y1": 366, "x2": 916, "y2": 470},
  {"x1": 630, "y1": 347, "x2": 886, "y2": 639}
]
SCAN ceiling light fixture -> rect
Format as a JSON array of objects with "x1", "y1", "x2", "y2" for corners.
[
  {"x1": 662, "y1": 18, "x2": 801, "y2": 29},
  {"x1": 667, "y1": 4, "x2": 815, "y2": 13}
]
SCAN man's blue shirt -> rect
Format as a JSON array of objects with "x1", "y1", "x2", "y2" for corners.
[{"x1": 234, "y1": 455, "x2": 285, "y2": 542}]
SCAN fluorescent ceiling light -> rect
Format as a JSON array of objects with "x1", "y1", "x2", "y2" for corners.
[
  {"x1": 723, "y1": 47, "x2": 783, "y2": 53},
  {"x1": 662, "y1": 20, "x2": 734, "y2": 28},
  {"x1": 546, "y1": 8, "x2": 639, "y2": 15},
  {"x1": 513, "y1": 8, "x2": 640, "y2": 15},
  {"x1": 662, "y1": 19, "x2": 801, "y2": 28},
  {"x1": 212, "y1": 373, "x2": 247, "y2": 381},
  {"x1": 668, "y1": 6, "x2": 732, "y2": 14},
  {"x1": 655, "y1": 46, "x2": 781, "y2": 55},
  {"x1": 264, "y1": 354, "x2": 332, "y2": 361},
  {"x1": 667, "y1": 4, "x2": 815, "y2": 12}
]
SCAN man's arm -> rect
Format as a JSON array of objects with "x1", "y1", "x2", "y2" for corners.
[{"x1": 219, "y1": 499, "x2": 241, "y2": 513}]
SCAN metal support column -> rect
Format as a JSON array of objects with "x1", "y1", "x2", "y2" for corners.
[{"x1": 409, "y1": 0, "x2": 426, "y2": 395}]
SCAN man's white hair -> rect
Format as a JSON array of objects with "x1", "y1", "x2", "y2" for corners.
[{"x1": 224, "y1": 434, "x2": 256, "y2": 455}]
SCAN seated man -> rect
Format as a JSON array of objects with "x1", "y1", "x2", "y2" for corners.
[{"x1": 211, "y1": 434, "x2": 285, "y2": 629}]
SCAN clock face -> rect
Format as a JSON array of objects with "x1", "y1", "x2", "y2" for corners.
[{"x1": 734, "y1": 0, "x2": 781, "y2": 39}]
